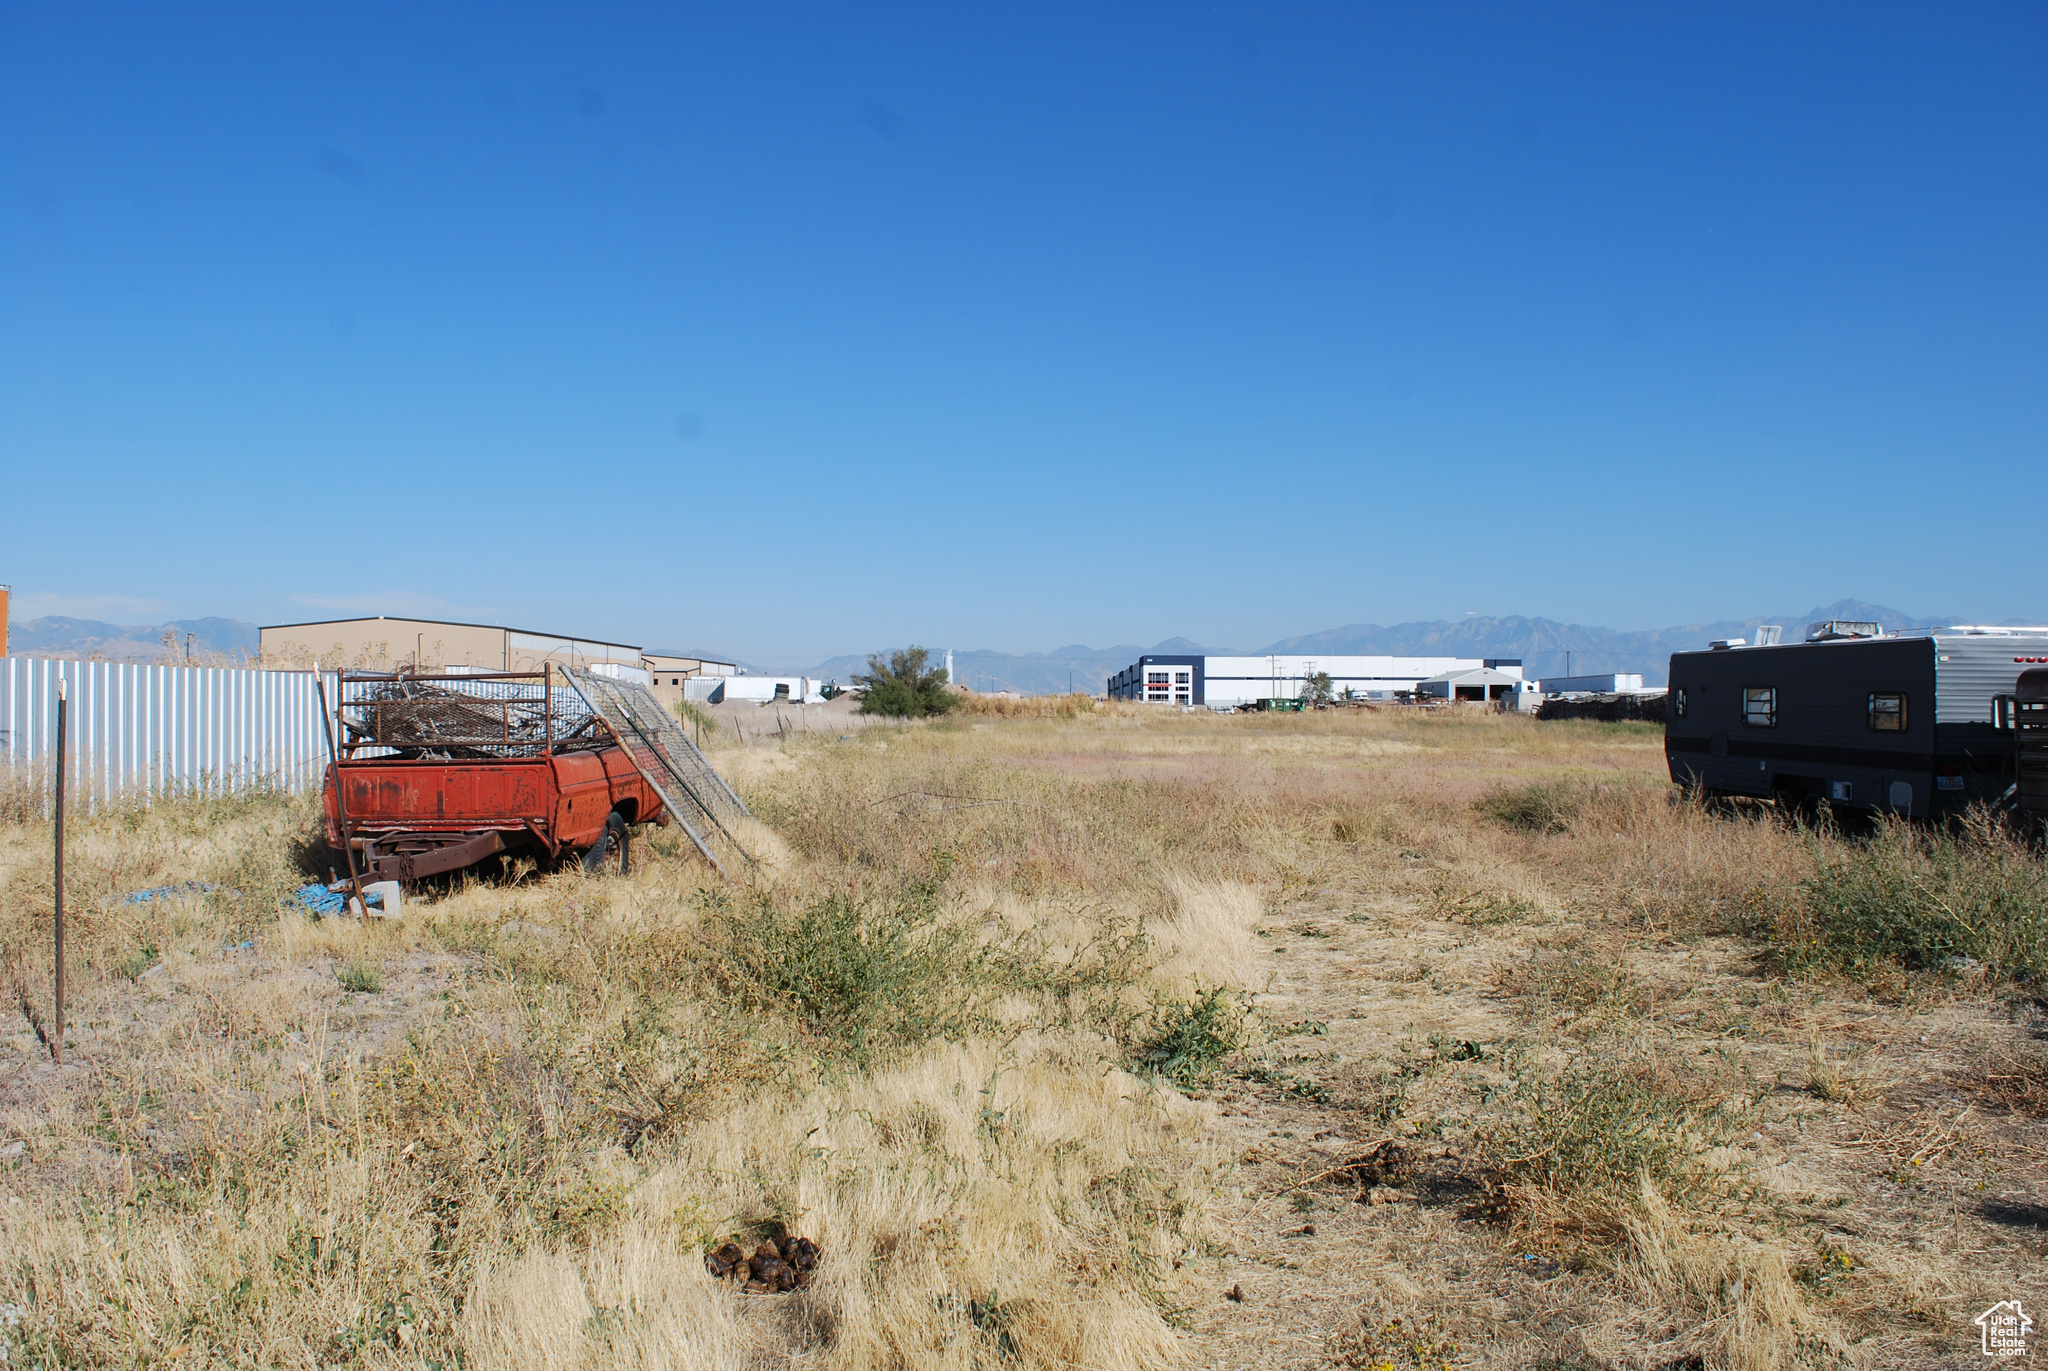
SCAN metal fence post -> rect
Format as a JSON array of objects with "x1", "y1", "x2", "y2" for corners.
[{"x1": 52, "y1": 676, "x2": 66, "y2": 1065}]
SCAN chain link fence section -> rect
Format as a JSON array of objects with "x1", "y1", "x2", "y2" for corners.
[{"x1": 557, "y1": 666, "x2": 753, "y2": 870}]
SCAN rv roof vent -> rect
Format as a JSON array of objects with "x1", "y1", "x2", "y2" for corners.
[
  {"x1": 1709, "y1": 638, "x2": 1745, "y2": 650},
  {"x1": 1805, "y1": 620, "x2": 1881, "y2": 642},
  {"x1": 1753, "y1": 625, "x2": 1783, "y2": 647}
]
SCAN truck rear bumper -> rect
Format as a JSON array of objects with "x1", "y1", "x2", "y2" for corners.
[{"x1": 354, "y1": 829, "x2": 512, "y2": 883}]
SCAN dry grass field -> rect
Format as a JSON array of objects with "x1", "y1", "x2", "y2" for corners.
[{"x1": 0, "y1": 702, "x2": 2041, "y2": 1369}]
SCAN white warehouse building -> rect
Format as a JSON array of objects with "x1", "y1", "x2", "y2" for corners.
[{"x1": 1107, "y1": 653, "x2": 1524, "y2": 709}]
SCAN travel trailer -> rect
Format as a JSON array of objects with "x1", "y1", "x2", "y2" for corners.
[{"x1": 1664, "y1": 622, "x2": 2048, "y2": 818}]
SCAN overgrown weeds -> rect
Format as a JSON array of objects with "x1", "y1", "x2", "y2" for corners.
[
  {"x1": 703, "y1": 877, "x2": 1000, "y2": 1064},
  {"x1": 1137, "y1": 985, "x2": 1249, "y2": 1086},
  {"x1": 954, "y1": 691, "x2": 1102, "y2": 720},
  {"x1": 1778, "y1": 809, "x2": 2048, "y2": 978},
  {"x1": 4, "y1": 702, "x2": 2029, "y2": 1367},
  {"x1": 336, "y1": 953, "x2": 383, "y2": 993},
  {"x1": 1477, "y1": 1033, "x2": 1757, "y2": 1208},
  {"x1": 1477, "y1": 778, "x2": 1590, "y2": 834},
  {"x1": 1495, "y1": 942, "x2": 1647, "y2": 1027}
]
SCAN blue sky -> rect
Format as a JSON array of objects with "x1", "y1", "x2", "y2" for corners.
[{"x1": 3, "y1": 3, "x2": 2043, "y2": 662}]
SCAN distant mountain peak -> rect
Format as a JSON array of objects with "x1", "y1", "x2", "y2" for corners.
[{"x1": 9, "y1": 616, "x2": 261, "y2": 662}]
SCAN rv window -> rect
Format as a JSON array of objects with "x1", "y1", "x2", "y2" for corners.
[
  {"x1": 1672, "y1": 688, "x2": 1687, "y2": 719},
  {"x1": 1742, "y1": 687, "x2": 1776, "y2": 728},
  {"x1": 1868, "y1": 693, "x2": 1906, "y2": 732}
]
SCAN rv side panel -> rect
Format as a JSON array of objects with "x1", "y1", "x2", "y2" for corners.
[
  {"x1": 1667, "y1": 632, "x2": 2048, "y2": 817},
  {"x1": 1665, "y1": 637, "x2": 1937, "y2": 815}
]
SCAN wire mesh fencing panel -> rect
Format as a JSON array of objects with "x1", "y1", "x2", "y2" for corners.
[
  {"x1": 337, "y1": 672, "x2": 599, "y2": 758},
  {"x1": 559, "y1": 666, "x2": 752, "y2": 863}
]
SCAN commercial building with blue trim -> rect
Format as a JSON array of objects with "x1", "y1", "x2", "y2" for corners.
[{"x1": 1108, "y1": 653, "x2": 1522, "y2": 708}]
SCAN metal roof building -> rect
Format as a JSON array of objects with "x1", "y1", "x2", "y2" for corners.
[
  {"x1": 1415, "y1": 666, "x2": 1526, "y2": 703},
  {"x1": 259, "y1": 616, "x2": 644, "y2": 674}
]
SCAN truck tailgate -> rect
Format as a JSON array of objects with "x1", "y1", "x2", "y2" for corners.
[{"x1": 330, "y1": 758, "x2": 554, "y2": 833}]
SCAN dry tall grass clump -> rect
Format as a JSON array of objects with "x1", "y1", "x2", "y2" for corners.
[{"x1": 952, "y1": 691, "x2": 1105, "y2": 720}]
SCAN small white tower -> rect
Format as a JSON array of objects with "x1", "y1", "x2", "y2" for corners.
[{"x1": 945, "y1": 649, "x2": 955, "y2": 684}]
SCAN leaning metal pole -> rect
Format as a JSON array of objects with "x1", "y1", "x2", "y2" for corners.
[
  {"x1": 314, "y1": 667, "x2": 367, "y2": 907},
  {"x1": 52, "y1": 677, "x2": 66, "y2": 1065}
]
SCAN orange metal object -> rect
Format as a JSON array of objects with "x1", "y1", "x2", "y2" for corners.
[{"x1": 322, "y1": 745, "x2": 666, "y2": 880}]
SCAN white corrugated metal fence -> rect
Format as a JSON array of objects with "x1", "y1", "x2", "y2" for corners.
[{"x1": 0, "y1": 658, "x2": 338, "y2": 808}]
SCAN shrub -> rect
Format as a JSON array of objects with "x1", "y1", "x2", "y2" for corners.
[
  {"x1": 1780, "y1": 810, "x2": 2048, "y2": 978},
  {"x1": 705, "y1": 880, "x2": 995, "y2": 1062},
  {"x1": 1478, "y1": 1034, "x2": 1754, "y2": 1204},
  {"x1": 1137, "y1": 986, "x2": 1247, "y2": 1085},
  {"x1": 1476, "y1": 779, "x2": 1586, "y2": 834},
  {"x1": 854, "y1": 646, "x2": 958, "y2": 718}
]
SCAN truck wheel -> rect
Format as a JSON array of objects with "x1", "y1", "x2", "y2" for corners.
[{"x1": 582, "y1": 811, "x2": 630, "y2": 875}]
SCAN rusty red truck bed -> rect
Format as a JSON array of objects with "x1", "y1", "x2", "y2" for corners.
[
  {"x1": 317, "y1": 668, "x2": 673, "y2": 885},
  {"x1": 322, "y1": 746, "x2": 666, "y2": 882}
]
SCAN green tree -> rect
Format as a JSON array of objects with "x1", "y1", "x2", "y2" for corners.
[
  {"x1": 854, "y1": 646, "x2": 958, "y2": 718},
  {"x1": 1301, "y1": 671, "x2": 1335, "y2": 708}
]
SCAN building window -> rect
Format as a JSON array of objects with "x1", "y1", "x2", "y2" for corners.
[
  {"x1": 1867, "y1": 692, "x2": 1907, "y2": 732},
  {"x1": 1673, "y1": 688, "x2": 1687, "y2": 719},
  {"x1": 1742, "y1": 687, "x2": 1776, "y2": 728}
]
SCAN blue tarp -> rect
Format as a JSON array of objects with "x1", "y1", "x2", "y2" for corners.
[{"x1": 294, "y1": 884, "x2": 349, "y2": 916}]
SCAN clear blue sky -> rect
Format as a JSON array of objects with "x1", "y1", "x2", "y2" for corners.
[{"x1": 3, "y1": 4, "x2": 2042, "y2": 662}]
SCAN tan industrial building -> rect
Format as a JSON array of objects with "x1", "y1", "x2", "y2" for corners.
[
  {"x1": 260, "y1": 617, "x2": 644, "y2": 674},
  {"x1": 642, "y1": 652, "x2": 737, "y2": 706}
]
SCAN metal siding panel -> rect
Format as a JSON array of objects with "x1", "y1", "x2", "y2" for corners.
[
  {"x1": 1932, "y1": 635, "x2": 2048, "y2": 724},
  {"x1": 0, "y1": 657, "x2": 332, "y2": 808}
]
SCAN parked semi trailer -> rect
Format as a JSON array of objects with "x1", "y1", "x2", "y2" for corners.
[{"x1": 1664, "y1": 622, "x2": 2048, "y2": 818}]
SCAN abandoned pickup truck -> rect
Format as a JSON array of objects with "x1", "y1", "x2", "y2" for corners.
[{"x1": 321, "y1": 669, "x2": 668, "y2": 883}]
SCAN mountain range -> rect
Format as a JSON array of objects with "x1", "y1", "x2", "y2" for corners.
[
  {"x1": 7, "y1": 616, "x2": 261, "y2": 663},
  {"x1": 13, "y1": 600, "x2": 2040, "y2": 691}
]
